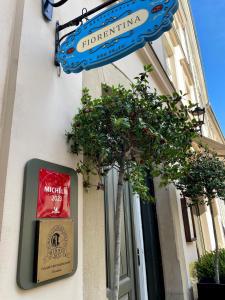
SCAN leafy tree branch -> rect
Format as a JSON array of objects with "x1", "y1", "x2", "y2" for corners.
[{"x1": 67, "y1": 65, "x2": 199, "y2": 299}]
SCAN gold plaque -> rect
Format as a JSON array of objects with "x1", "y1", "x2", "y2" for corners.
[{"x1": 35, "y1": 219, "x2": 74, "y2": 283}]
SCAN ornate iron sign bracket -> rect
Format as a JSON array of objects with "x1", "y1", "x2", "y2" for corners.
[
  {"x1": 43, "y1": 0, "x2": 119, "y2": 68},
  {"x1": 42, "y1": 0, "x2": 70, "y2": 21}
]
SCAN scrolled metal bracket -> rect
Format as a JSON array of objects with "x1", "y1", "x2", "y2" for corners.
[
  {"x1": 42, "y1": 0, "x2": 70, "y2": 21},
  {"x1": 55, "y1": 21, "x2": 60, "y2": 67},
  {"x1": 43, "y1": 0, "x2": 119, "y2": 69}
]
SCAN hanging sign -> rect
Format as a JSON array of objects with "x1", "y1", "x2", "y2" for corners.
[
  {"x1": 57, "y1": 0, "x2": 178, "y2": 73},
  {"x1": 37, "y1": 168, "x2": 71, "y2": 218}
]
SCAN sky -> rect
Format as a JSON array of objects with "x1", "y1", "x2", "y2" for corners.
[{"x1": 189, "y1": 0, "x2": 225, "y2": 136}]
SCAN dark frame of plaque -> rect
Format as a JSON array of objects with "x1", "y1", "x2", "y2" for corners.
[{"x1": 17, "y1": 159, "x2": 78, "y2": 290}]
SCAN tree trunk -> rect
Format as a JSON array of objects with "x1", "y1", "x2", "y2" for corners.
[
  {"x1": 112, "y1": 167, "x2": 125, "y2": 300},
  {"x1": 209, "y1": 201, "x2": 220, "y2": 284}
]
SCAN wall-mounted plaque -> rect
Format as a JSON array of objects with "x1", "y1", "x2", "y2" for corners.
[
  {"x1": 35, "y1": 219, "x2": 74, "y2": 283},
  {"x1": 37, "y1": 169, "x2": 71, "y2": 218},
  {"x1": 17, "y1": 159, "x2": 78, "y2": 290}
]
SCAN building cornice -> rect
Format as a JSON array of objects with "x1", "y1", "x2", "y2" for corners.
[
  {"x1": 205, "y1": 105, "x2": 225, "y2": 144},
  {"x1": 179, "y1": 0, "x2": 209, "y2": 107}
]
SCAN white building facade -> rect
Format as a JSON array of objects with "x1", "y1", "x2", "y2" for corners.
[{"x1": 0, "y1": 1, "x2": 225, "y2": 300}]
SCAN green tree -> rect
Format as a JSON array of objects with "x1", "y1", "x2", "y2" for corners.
[
  {"x1": 177, "y1": 149, "x2": 225, "y2": 284},
  {"x1": 67, "y1": 66, "x2": 198, "y2": 300}
]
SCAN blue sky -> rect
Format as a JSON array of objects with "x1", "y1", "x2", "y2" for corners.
[{"x1": 189, "y1": 0, "x2": 225, "y2": 136}]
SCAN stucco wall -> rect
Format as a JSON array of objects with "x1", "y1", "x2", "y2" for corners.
[
  {"x1": 0, "y1": 0, "x2": 18, "y2": 119},
  {"x1": 154, "y1": 180, "x2": 196, "y2": 300},
  {"x1": 0, "y1": 0, "x2": 83, "y2": 299},
  {"x1": 0, "y1": 0, "x2": 25, "y2": 236}
]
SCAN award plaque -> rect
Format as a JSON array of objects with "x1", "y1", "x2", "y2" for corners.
[
  {"x1": 35, "y1": 219, "x2": 74, "y2": 283},
  {"x1": 36, "y1": 169, "x2": 71, "y2": 218},
  {"x1": 17, "y1": 159, "x2": 78, "y2": 290}
]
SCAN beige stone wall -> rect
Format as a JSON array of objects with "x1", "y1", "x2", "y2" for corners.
[
  {"x1": 83, "y1": 69, "x2": 107, "y2": 300},
  {"x1": 83, "y1": 179, "x2": 107, "y2": 300},
  {"x1": 162, "y1": 1, "x2": 225, "y2": 298},
  {"x1": 154, "y1": 179, "x2": 196, "y2": 300}
]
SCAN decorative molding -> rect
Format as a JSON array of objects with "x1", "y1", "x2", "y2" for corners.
[
  {"x1": 167, "y1": 27, "x2": 179, "y2": 47},
  {"x1": 163, "y1": 35, "x2": 173, "y2": 57},
  {"x1": 197, "y1": 136, "x2": 225, "y2": 158},
  {"x1": 180, "y1": 58, "x2": 194, "y2": 85},
  {"x1": 140, "y1": 43, "x2": 175, "y2": 95}
]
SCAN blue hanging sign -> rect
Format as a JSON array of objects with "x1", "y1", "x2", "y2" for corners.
[{"x1": 57, "y1": 0, "x2": 178, "y2": 73}]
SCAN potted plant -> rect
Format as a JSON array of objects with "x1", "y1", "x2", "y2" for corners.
[
  {"x1": 66, "y1": 65, "x2": 198, "y2": 300},
  {"x1": 194, "y1": 249, "x2": 225, "y2": 299},
  {"x1": 177, "y1": 149, "x2": 225, "y2": 299}
]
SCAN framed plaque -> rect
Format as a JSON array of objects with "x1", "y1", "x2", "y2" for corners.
[{"x1": 17, "y1": 159, "x2": 78, "y2": 290}]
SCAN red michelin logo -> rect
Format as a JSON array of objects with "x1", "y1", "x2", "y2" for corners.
[{"x1": 36, "y1": 168, "x2": 71, "y2": 218}]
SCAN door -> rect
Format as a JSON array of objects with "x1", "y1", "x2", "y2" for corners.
[
  {"x1": 105, "y1": 168, "x2": 137, "y2": 300},
  {"x1": 101, "y1": 64, "x2": 140, "y2": 300},
  {"x1": 140, "y1": 177, "x2": 165, "y2": 300},
  {"x1": 132, "y1": 194, "x2": 149, "y2": 300}
]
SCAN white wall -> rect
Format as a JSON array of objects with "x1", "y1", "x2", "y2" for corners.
[{"x1": 0, "y1": 0, "x2": 84, "y2": 299}]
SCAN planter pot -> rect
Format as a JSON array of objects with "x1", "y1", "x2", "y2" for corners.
[{"x1": 197, "y1": 283, "x2": 225, "y2": 300}]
